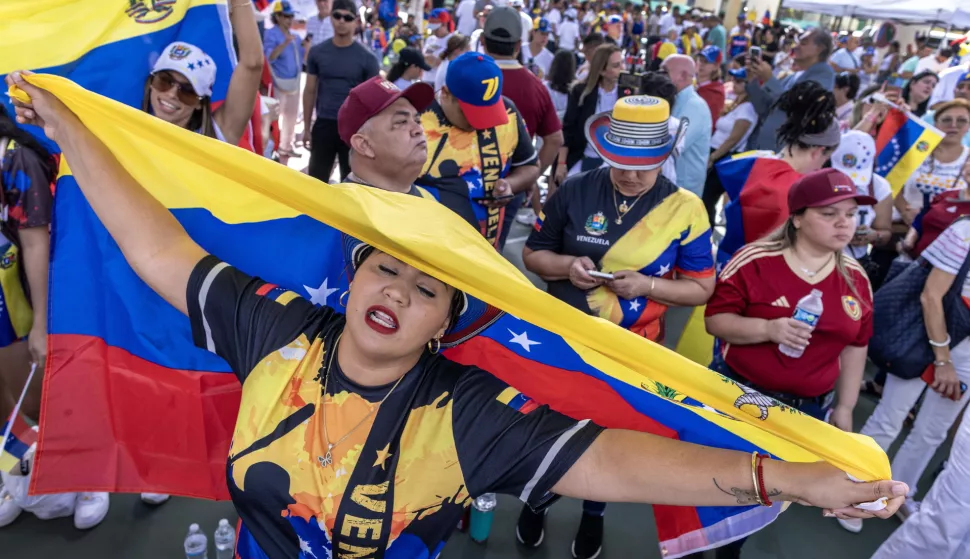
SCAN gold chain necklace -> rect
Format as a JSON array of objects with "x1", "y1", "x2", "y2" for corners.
[
  {"x1": 611, "y1": 185, "x2": 649, "y2": 225},
  {"x1": 790, "y1": 248, "x2": 834, "y2": 278},
  {"x1": 317, "y1": 333, "x2": 406, "y2": 468}
]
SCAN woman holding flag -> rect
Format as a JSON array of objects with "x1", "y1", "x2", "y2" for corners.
[
  {"x1": 141, "y1": 0, "x2": 263, "y2": 147},
  {"x1": 896, "y1": 99, "x2": 970, "y2": 228},
  {"x1": 135, "y1": 0, "x2": 263, "y2": 507},
  {"x1": 9, "y1": 71, "x2": 908, "y2": 559}
]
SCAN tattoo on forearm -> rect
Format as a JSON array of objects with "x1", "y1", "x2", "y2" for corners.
[{"x1": 713, "y1": 478, "x2": 783, "y2": 505}]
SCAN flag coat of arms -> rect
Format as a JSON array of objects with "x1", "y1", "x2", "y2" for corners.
[{"x1": 874, "y1": 108, "x2": 944, "y2": 196}]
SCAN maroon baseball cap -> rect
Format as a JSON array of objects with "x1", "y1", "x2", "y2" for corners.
[
  {"x1": 337, "y1": 77, "x2": 435, "y2": 145},
  {"x1": 787, "y1": 168, "x2": 878, "y2": 214}
]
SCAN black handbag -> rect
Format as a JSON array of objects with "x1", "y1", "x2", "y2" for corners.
[{"x1": 869, "y1": 220, "x2": 970, "y2": 379}]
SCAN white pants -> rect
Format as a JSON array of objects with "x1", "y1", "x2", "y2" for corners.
[
  {"x1": 871, "y1": 408, "x2": 970, "y2": 558},
  {"x1": 274, "y1": 88, "x2": 300, "y2": 152},
  {"x1": 860, "y1": 339, "x2": 970, "y2": 498}
]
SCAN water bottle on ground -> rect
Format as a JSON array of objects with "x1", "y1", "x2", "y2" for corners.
[
  {"x1": 779, "y1": 289, "x2": 823, "y2": 359},
  {"x1": 214, "y1": 519, "x2": 235, "y2": 559},
  {"x1": 184, "y1": 523, "x2": 208, "y2": 559},
  {"x1": 469, "y1": 493, "x2": 497, "y2": 544}
]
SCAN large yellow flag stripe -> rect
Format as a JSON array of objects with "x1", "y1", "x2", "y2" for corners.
[
  {"x1": 0, "y1": 0, "x2": 225, "y2": 74},
  {"x1": 11, "y1": 75, "x2": 890, "y2": 481}
]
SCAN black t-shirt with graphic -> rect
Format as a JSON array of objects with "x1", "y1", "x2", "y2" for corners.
[
  {"x1": 186, "y1": 256, "x2": 602, "y2": 559},
  {"x1": 526, "y1": 167, "x2": 713, "y2": 341}
]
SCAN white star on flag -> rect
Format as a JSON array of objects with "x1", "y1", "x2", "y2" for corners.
[
  {"x1": 508, "y1": 329, "x2": 541, "y2": 352},
  {"x1": 629, "y1": 299, "x2": 642, "y2": 312},
  {"x1": 657, "y1": 263, "x2": 671, "y2": 276},
  {"x1": 304, "y1": 278, "x2": 338, "y2": 306},
  {"x1": 299, "y1": 536, "x2": 318, "y2": 558}
]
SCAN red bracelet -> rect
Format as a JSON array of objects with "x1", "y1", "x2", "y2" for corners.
[{"x1": 755, "y1": 453, "x2": 772, "y2": 506}]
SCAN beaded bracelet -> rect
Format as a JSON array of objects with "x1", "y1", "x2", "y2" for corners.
[
  {"x1": 755, "y1": 453, "x2": 772, "y2": 507},
  {"x1": 750, "y1": 452, "x2": 765, "y2": 506}
]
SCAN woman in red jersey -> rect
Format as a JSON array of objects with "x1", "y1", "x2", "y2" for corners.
[
  {"x1": 707, "y1": 168, "x2": 876, "y2": 427},
  {"x1": 699, "y1": 168, "x2": 878, "y2": 559}
]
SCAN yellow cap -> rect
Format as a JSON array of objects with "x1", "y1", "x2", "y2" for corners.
[{"x1": 611, "y1": 96, "x2": 670, "y2": 124}]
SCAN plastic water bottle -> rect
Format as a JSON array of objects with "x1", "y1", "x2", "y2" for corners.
[
  {"x1": 779, "y1": 289, "x2": 823, "y2": 358},
  {"x1": 214, "y1": 519, "x2": 235, "y2": 559},
  {"x1": 469, "y1": 493, "x2": 497, "y2": 544},
  {"x1": 184, "y1": 523, "x2": 208, "y2": 559}
]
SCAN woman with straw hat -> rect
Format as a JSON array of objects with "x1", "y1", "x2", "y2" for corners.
[{"x1": 520, "y1": 95, "x2": 715, "y2": 557}]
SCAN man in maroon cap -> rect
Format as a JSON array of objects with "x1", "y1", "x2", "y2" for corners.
[
  {"x1": 336, "y1": 76, "x2": 484, "y2": 232},
  {"x1": 336, "y1": 77, "x2": 436, "y2": 196}
]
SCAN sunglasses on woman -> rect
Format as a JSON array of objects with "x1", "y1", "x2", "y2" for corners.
[
  {"x1": 938, "y1": 116, "x2": 970, "y2": 127},
  {"x1": 150, "y1": 72, "x2": 202, "y2": 105},
  {"x1": 332, "y1": 11, "x2": 356, "y2": 22}
]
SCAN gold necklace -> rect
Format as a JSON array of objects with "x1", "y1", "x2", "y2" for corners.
[
  {"x1": 317, "y1": 333, "x2": 407, "y2": 468},
  {"x1": 611, "y1": 184, "x2": 649, "y2": 225},
  {"x1": 790, "y1": 248, "x2": 834, "y2": 278}
]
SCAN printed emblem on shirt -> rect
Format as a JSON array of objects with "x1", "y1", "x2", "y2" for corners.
[
  {"x1": 125, "y1": 0, "x2": 176, "y2": 24},
  {"x1": 842, "y1": 295, "x2": 862, "y2": 321},
  {"x1": 584, "y1": 212, "x2": 609, "y2": 236},
  {"x1": 0, "y1": 250, "x2": 15, "y2": 270}
]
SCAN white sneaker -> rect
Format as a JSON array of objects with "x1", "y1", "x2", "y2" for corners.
[
  {"x1": 140, "y1": 493, "x2": 171, "y2": 505},
  {"x1": 73, "y1": 492, "x2": 109, "y2": 530},
  {"x1": 896, "y1": 499, "x2": 921, "y2": 521},
  {"x1": 515, "y1": 209, "x2": 537, "y2": 226},
  {"x1": 837, "y1": 517, "x2": 863, "y2": 533},
  {"x1": 0, "y1": 488, "x2": 22, "y2": 527}
]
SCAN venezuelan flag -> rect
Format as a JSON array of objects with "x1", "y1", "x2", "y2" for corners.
[
  {"x1": 1, "y1": 0, "x2": 244, "y2": 150},
  {"x1": 15, "y1": 75, "x2": 891, "y2": 557},
  {"x1": 0, "y1": 413, "x2": 37, "y2": 473},
  {"x1": 875, "y1": 108, "x2": 944, "y2": 196},
  {"x1": 715, "y1": 152, "x2": 801, "y2": 271}
]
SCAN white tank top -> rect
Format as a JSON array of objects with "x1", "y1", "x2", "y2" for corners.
[{"x1": 197, "y1": 118, "x2": 227, "y2": 143}]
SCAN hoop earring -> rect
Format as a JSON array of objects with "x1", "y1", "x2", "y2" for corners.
[
  {"x1": 339, "y1": 290, "x2": 350, "y2": 308},
  {"x1": 427, "y1": 336, "x2": 441, "y2": 355}
]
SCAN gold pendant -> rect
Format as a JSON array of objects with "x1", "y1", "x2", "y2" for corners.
[
  {"x1": 615, "y1": 217, "x2": 623, "y2": 225},
  {"x1": 619, "y1": 200, "x2": 629, "y2": 214}
]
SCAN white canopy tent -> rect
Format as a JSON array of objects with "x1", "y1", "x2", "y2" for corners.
[{"x1": 782, "y1": 0, "x2": 970, "y2": 27}]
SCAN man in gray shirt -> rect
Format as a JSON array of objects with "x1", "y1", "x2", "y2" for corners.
[
  {"x1": 303, "y1": 0, "x2": 379, "y2": 182},
  {"x1": 744, "y1": 27, "x2": 835, "y2": 152}
]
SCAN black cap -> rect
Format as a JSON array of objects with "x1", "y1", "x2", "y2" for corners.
[
  {"x1": 399, "y1": 47, "x2": 431, "y2": 71},
  {"x1": 484, "y1": 6, "x2": 522, "y2": 44}
]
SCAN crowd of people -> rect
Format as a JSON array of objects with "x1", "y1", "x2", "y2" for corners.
[{"x1": 3, "y1": 0, "x2": 970, "y2": 557}]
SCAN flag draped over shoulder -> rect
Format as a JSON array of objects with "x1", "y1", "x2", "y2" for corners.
[
  {"x1": 714, "y1": 152, "x2": 800, "y2": 271},
  {"x1": 13, "y1": 74, "x2": 892, "y2": 557},
  {"x1": 0, "y1": 0, "x2": 244, "y2": 150},
  {"x1": 875, "y1": 108, "x2": 944, "y2": 196}
]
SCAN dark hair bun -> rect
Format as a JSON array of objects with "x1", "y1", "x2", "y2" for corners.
[{"x1": 774, "y1": 80, "x2": 837, "y2": 148}]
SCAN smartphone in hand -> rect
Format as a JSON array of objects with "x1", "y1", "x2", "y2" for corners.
[{"x1": 921, "y1": 364, "x2": 968, "y2": 399}]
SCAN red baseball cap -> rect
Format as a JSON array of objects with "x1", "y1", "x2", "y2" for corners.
[
  {"x1": 337, "y1": 77, "x2": 435, "y2": 145},
  {"x1": 787, "y1": 168, "x2": 878, "y2": 214}
]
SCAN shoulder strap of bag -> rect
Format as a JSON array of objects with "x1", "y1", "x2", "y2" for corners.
[{"x1": 952, "y1": 216, "x2": 970, "y2": 284}]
